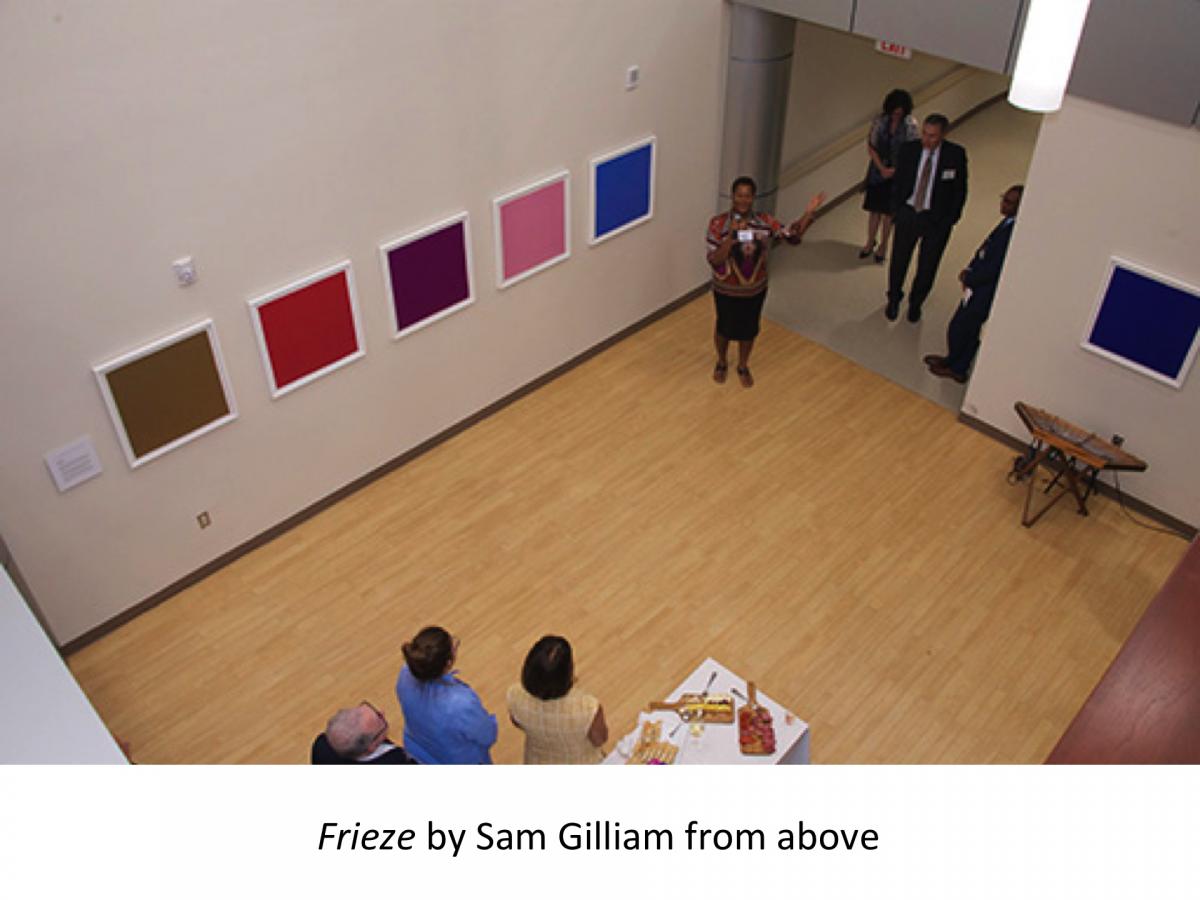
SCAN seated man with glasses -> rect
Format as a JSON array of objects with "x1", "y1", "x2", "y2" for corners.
[{"x1": 311, "y1": 701, "x2": 416, "y2": 764}]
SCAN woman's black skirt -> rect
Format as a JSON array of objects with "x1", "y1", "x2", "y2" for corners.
[
  {"x1": 862, "y1": 178, "x2": 894, "y2": 213},
  {"x1": 713, "y1": 288, "x2": 767, "y2": 341}
]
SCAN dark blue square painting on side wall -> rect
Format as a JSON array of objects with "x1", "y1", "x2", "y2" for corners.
[{"x1": 1086, "y1": 261, "x2": 1200, "y2": 386}]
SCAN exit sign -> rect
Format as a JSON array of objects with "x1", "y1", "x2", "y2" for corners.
[{"x1": 874, "y1": 40, "x2": 912, "y2": 60}]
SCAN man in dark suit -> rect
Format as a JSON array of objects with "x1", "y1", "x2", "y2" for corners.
[
  {"x1": 924, "y1": 185, "x2": 1023, "y2": 383},
  {"x1": 311, "y1": 701, "x2": 416, "y2": 764},
  {"x1": 886, "y1": 113, "x2": 968, "y2": 323}
]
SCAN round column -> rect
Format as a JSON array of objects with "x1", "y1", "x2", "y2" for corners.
[{"x1": 718, "y1": 3, "x2": 796, "y2": 214}]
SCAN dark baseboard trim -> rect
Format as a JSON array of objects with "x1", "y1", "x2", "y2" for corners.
[
  {"x1": 956, "y1": 410, "x2": 1029, "y2": 454},
  {"x1": 957, "y1": 411, "x2": 1197, "y2": 540},
  {"x1": 62, "y1": 283, "x2": 711, "y2": 657}
]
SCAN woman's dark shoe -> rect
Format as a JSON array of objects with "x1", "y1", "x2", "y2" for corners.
[
  {"x1": 858, "y1": 241, "x2": 875, "y2": 259},
  {"x1": 736, "y1": 366, "x2": 754, "y2": 388},
  {"x1": 712, "y1": 360, "x2": 728, "y2": 384}
]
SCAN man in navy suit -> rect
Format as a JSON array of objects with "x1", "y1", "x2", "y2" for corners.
[
  {"x1": 925, "y1": 185, "x2": 1023, "y2": 383},
  {"x1": 887, "y1": 113, "x2": 969, "y2": 323}
]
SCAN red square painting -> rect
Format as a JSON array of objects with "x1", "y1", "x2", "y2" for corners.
[{"x1": 249, "y1": 262, "x2": 364, "y2": 397}]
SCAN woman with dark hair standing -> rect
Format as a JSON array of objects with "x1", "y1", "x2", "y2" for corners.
[
  {"x1": 860, "y1": 88, "x2": 918, "y2": 263},
  {"x1": 395, "y1": 625, "x2": 497, "y2": 764},
  {"x1": 707, "y1": 176, "x2": 824, "y2": 387},
  {"x1": 507, "y1": 635, "x2": 607, "y2": 764}
]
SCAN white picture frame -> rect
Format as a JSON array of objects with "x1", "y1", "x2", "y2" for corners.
[
  {"x1": 588, "y1": 135, "x2": 656, "y2": 246},
  {"x1": 247, "y1": 260, "x2": 366, "y2": 399},
  {"x1": 378, "y1": 211, "x2": 475, "y2": 341},
  {"x1": 492, "y1": 170, "x2": 571, "y2": 290},
  {"x1": 1080, "y1": 256, "x2": 1200, "y2": 390},
  {"x1": 93, "y1": 320, "x2": 238, "y2": 469}
]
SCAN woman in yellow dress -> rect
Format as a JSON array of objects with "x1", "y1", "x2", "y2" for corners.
[{"x1": 507, "y1": 636, "x2": 607, "y2": 764}]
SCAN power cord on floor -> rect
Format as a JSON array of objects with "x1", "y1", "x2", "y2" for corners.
[
  {"x1": 1006, "y1": 443, "x2": 1039, "y2": 485},
  {"x1": 1105, "y1": 471, "x2": 1193, "y2": 541}
]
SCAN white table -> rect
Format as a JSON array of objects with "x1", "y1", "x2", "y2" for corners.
[{"x1": 604, "y1": 657, "x2": 810, "y2": 765}]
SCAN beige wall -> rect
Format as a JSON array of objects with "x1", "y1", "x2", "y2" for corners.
[
  {"x1": 781, "y1": 21, "x2": 956, "y2": 166},
  {"x1": 0, "y1": 1, "x2": 728, "y2": 643},
  {"x1": 965, "y1": 97, "x2": 1200, "y2": 526}
]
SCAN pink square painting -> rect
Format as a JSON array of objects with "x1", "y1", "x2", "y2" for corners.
[{"x1": 494, "y1": 172, "x2": 570, "y2": 288}]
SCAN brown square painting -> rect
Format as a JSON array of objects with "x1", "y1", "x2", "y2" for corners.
[{"x1": 96, "y1": 321, "x2": 237, "y2": 467}]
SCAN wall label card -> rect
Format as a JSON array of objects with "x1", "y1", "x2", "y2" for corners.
[{"x1": 44, "y1": 435, "x2": 103, "y2": 492}]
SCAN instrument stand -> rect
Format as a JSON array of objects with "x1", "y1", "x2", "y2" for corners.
[
  {"x1": 1009, "y1": 402, "x2": 1148, "y2": 529},
  {"x1": 1011, "y1": 441, "x2": 1097, "y2": 527}
]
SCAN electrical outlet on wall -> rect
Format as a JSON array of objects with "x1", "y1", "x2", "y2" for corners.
[
  {"x1": 625, "y1": 65, "x2": 640, "y2": 90},
  {"x1": 197, "y1": 511, "x2": 211, "y2": 529}
]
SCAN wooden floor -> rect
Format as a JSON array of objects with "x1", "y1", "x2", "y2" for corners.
[{"x1": 67, "y1": 297, "x2": 1187, "y2": 763}]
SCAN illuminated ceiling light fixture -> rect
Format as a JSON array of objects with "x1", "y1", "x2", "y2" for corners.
[{"x1": 1008, "y1": 0, "x2": 1092, "y2": 112}]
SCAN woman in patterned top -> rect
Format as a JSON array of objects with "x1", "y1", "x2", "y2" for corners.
[
  {"x1": 507, "y1": 635, "x2": 607, "y2": 764},
  {"x1": 706, "y1": 176, "x2": 824, "y2": 387},
  {"x1": 860, "y1": 88, "x2": 918, "y2": 263}
]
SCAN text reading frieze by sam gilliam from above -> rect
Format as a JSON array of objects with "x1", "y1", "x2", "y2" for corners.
[{"x1": 317, "y1": 820, "x2": 880, "y2": 856}]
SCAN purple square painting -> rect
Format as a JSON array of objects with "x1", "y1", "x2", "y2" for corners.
[{"x1": 380, "y1": 212, "x2": 474, "y2": 338}]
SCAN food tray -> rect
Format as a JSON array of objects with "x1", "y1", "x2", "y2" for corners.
[
  {"x1": 646, "y1": 692, "x2": 735, "y2": 724},
  {"x1": 625, "y1": 720, "x2": 679, "y2": 765},
  {"x1": 737, "y1": 682, "x2": 776, "y2": 755}
]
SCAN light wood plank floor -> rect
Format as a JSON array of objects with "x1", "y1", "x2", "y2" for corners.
[{"x1": 68, "y1": 297, "x2": 1186, "y2": 763}]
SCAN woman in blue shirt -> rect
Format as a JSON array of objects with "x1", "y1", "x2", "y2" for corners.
[{"x1": 395, "y1": 626, "x2": 498, "y2": 764}]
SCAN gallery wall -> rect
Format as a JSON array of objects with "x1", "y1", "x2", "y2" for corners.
[
  {"x1": 0, "y1": 1, "x2": 729, "y2": 643},
  {"x1": 780, "y1": 20, "x2": 955, "y2": 166},
  {"x1": 965, "y1": 97, "x2": 1200, "y2": 527}
]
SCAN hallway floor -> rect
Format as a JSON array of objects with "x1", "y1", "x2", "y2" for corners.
[{"x1": 766, "y1": 99, "x2": 1042, "y2": 412}]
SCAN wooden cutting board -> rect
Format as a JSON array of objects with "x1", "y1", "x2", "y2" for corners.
[{"x1": 646, "y1": 692, "x2": 734, "y2": 723}]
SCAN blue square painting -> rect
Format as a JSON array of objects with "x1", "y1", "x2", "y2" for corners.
[
  {"x1": 590, "y1": 137, "x2": 655, "y2": 245},
  {"x1": 1083, "y1": 259, "x2": 1200, "y2": 388}
]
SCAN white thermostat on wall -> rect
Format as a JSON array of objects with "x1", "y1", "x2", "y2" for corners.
[{"x1": 172, "y1": 256, "x2": 197, "y2": 287}]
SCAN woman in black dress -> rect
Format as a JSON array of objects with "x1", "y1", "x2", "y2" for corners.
[{"x1": 860, "y1": 89, "x2": 917, "y2": 264}]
